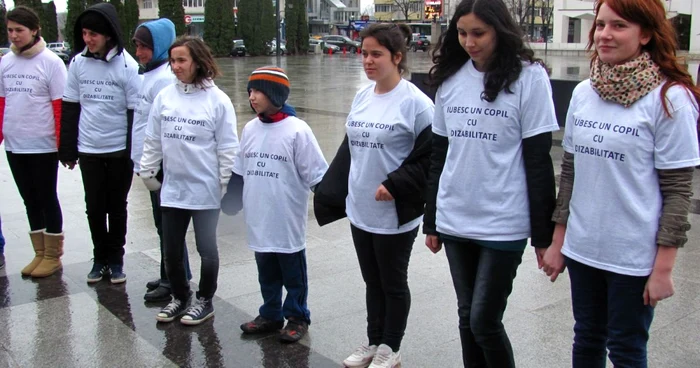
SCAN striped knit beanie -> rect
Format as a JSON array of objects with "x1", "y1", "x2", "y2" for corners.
[{"x1": 247, "y1": 66, "x2": 290, "y2": 108}]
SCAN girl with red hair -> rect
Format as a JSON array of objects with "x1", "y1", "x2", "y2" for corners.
[{"x1": 542, "y1": 0, "x2": 700, "y2": 366}]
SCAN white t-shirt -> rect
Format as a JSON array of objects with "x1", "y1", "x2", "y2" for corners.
[
  {"x1": 433, "y1": 60, "x2": 559, "y2": 241},
  {"x1": 562, "y1": 80, "x2": 700, "y2": 276},
  {"x1": 146, "y1": 82, "x2": 240, "y2": 210},
  {"x1": 63, "y1": 51, "x2": 141, "y2": 154},
  {"x1": 345, "y1": 79, "x2": 434, "y2": 234},
  {"x1": 131, "y1": 63, "x2": 174, "y2": 172},
  {"x1": 1, "y1": 48, "x2": 67, "y2": 153},
  {"x1": 233, "y1": 116, "x2": 328, "y2": 253}
]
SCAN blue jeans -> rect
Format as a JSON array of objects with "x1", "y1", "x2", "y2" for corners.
[
  {"x1": 566, "y1": 257, "x2": 654, "y2": 368},
  {"x1": 255, "y1": 250, "x2": 310, "y2": 324},
  {"x1": 444, "y1": 239, "x2": 524, "y2": 368},
  {"x1": 0, "y1": 215, "x2": 5, "y2": 253}
]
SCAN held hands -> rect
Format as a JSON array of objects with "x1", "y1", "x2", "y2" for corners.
[
  {"x1": 540, "y1": 245, "x2": 566, "y2": 282},
  {"x1": 644, "y1": 269, "x2": 674, "y2": 307},
  {"x1": 375, "y1": 184, "x2": 394, "y2": 201},
  {"x1": 139, "y1": 169, "x2": 162, "y2": 191},
  {"x1": 425, "y1": 234, "x2": 443, "y2": 254},
  {"x1": 61, "y1": 160, "x2": 78, "y2": 170}
]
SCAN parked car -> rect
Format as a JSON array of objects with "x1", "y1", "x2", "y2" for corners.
[
  {"x1": 266, "y1": 40, "x2": 287, "y2": 55},
  {"x1": 308, "y1": 39, "x2": 340, "y2": 54},
  {"x1": 321, "y1": 35, "x2": 360, "y2": 53},
  {"x1": 410, "y1": 35, "x2": 431, "y2": 52},
  {"x1": 50, "y1": 48, "x2": 70, "y2": 64},
  {"x1": 230, "y1": 39, "x2": 246, "y2": 56},
  {"x1": 47, "y1": 41, "x2": 70, "y2": 54}
]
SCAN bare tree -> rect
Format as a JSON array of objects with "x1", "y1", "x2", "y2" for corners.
[
  {"x1": 393, "y1": 0, "x2": 419, "y2": 21},
  {"x1": 505, "y1": 0, "x2": 531, "y2": 28},
  {"x1": 362, "y1": 4, "x2": 374, "y2": 17}
]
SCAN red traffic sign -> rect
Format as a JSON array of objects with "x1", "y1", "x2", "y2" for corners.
[{"x1": 184, "y1": 15, "x2": 192, "y2": 25}]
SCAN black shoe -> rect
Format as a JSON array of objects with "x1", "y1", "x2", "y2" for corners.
[
  {"x1": 156, "y1": 296, "x2": 189, "y2": 322},
  {"x1": 144, "y1": 285, "x2": 172, "y2": 302},
  {"x1": 240, "y1": 315, "x2": 284, "y2": 334},
  {"x1": 109, "y1": 265, "x2": 127, "y2": 284},
  {"x1": 146, "y1": 278, "x2": 160, "y2": 291},
  {"x1": 180, "y1": 297, "x2": 214, "y2": 326},
  {"x1": 87, "y1": 263, "x2": 109, "y2": 283},
  {"x1": 279, "y1": 317, "x2": 308, "y2": 343}
]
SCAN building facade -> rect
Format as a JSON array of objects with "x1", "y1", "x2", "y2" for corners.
[
  {"x1": 552, "y1": 0, "x2": 698, "y2": 51},
  {"x1": 307, "y1": 0, "x2": 360, "y2": 36}
]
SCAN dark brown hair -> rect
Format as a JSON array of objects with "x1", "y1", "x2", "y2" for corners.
[
  {"x1": 6, "y1": 6, "x2": 41, "y2": 39},
  {"x1": 360, "y1": 23, "x2": 412, "y2": 75},
  {"x1": 429, "y1": 0, "x2": 543, "y2": 102},
  {"x1": 168, "y1": 36, "x2": 221, "y2": 87},
  {"x1": 588, "y1": 0, "x2": 700, "y2": 117}
]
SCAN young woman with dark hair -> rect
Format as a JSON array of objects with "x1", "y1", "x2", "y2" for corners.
[
  {"x1": 140, "y1": 36, "x2": 239, "y2": 326},
  {"x1": 1, "y1": 6, "x2": 67, "y2": 278},
  {"x1": 542, "y1": 0, "x2": 700, "y2": 366},
  {"x1": 424, "y1": 0, "x2": 559, "y2": 366},
  {"x1": 315, "y1": 23, "x2": 434, "y2": 368}
]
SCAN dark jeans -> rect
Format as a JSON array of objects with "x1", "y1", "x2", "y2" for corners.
[
  {"x1": 79, "y1": 155, "x2": 133, "y2": 266},
  {"x1": 149, "y1": 190, "x2": 191, "y2": 286},
  {"x1": 443, "y1": 239, "x2": 524, "y2": 368},
  {"x1": 162, "y1": 207, "x2": 220, "y2": 301},
  {"x1": 566, "y1": 257, "x2": 654, "y2": 368},
  {"x1": 6, "y1": 152, "x2": 63, "y2": 234},
  {"x1": 350, "y1": 224, "x2": 418, "y2": 352},
  {"x1": 0, "y1": 215, "x2": 5, "y2": 253},
  {"x1": 255, "y1": 250, "x2": 310, "y2": 323}
]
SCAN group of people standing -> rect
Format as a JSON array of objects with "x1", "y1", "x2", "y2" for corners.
[{"x1": 0, "y1": 0, "x2": 697, "y2": 367}]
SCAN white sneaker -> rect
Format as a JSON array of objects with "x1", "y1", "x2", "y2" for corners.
[
  {"x1": 368, "y1": 344, "x2": 401, "y2": 368},
  {"x1": 343, "y1": 344, "x2": 378, "y2": 367}
]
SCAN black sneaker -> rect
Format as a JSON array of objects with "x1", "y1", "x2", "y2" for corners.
[
  {"x1": 109, "y1": 265, "x2": 127, "y2": 284},
  {"x1": 180, "y1": 297, "x2": 214, "y2": 326},
  {"x1": 146, "y1": 278, "x2": 160, "y2": 291},
  {"x1": 240, "y1": 315, "x2": 284, "y2": 334},
  {"x1": 144, "y1": 285, "x2": 172, "y2": 302},
  {"x1": 87, "y1": 263, "x2": 109, "y2": 283},
  {"x1": 156, "y1": 296, "x2": 189, "y2": 322},
  {"x1": 279, "y1": 317, "x2": 308, "y2": 343}
]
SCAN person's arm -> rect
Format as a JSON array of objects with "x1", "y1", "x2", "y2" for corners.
[
  {"x1": 59, "y1": 61, "x2": 81, "y2": 167},
  {"x1": 215, "y1": 98, "x2": 240, "y2": 196},
  {"x1": 49, "y1": 58, "x2": 68, "y2": 149},
  {"x1": 139, "y1": 95, "x2": 164, "y2": 191},
  {"x1": 381, "y1": 107, "x2": 434, "y2": 201},
  {"x1": 522, "y1": 132, "x2": 556, "y2": 249}
]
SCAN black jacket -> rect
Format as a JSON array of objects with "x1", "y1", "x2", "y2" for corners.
[
  {"x1": 313, "y1": 126, "x2": 433, "y2": 227},
  {"x1": 59, "y1": 3, "x2": 132, "y2": 162}
]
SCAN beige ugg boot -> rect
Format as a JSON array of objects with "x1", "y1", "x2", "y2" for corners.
[
  {"x1": 21, "y1": 229, "x2": 45, "y2": 276},
  {"x1": 30, "y1": 232, "x2": 63, "y2": 278}
]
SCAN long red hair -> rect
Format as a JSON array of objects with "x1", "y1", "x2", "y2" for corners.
[{"x1": 587, "y1": 0, "x2": 700, "y2": 117}]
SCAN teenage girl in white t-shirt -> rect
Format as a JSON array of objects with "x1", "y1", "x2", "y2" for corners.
[
  {"x1": 542, "y1": 0, "x2": 700, "y2": 366},
  {"x1": 0, "y1": 6, "x2": 67, "y2": 278},
  {"x1": 315, "y1": 23, "x2": 434, "y2": 368},
  {"x1": 140, "y1": 36, "x2": 239, "y2": 326},
  {"x1": 423, "y1": 1, "x2": 559, "y2": 367}
]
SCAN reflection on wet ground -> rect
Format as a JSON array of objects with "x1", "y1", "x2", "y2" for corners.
[{"x1": 1, "y1": 52, "x2": 700, "y2": 367}]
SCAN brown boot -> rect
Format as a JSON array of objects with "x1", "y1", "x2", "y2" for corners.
[
  {"x1": 21, "y1": 229, "x2": 45, "y2": 276},
  {"x1": 31, "y1": 232, "x2": 63, "y2": 278}
]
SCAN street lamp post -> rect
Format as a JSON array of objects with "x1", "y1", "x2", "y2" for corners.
[{"x1": 349, "y1": 15, "x2": 355, "y2": 39}]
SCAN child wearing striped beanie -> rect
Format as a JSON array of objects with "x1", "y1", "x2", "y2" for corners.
[{"x1": 226, "y1": 66, "x2": 328, "y2": 343}]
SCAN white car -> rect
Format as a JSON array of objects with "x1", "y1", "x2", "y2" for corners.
[{"x1": 47, "y1": 41, "x2": 70, "y2": 54}]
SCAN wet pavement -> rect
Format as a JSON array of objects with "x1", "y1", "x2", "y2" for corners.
[{"x1": 2, "y1": 52, "x2": 700, "y2": 367}]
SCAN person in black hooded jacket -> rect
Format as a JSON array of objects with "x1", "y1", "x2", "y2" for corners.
[{"x1": 59, "y1": 3, "x2": 141, "y2": 284}]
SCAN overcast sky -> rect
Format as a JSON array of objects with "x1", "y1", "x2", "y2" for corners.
[{"x1": 6, "y1": 0, "x2": 375, "y2": 15}]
